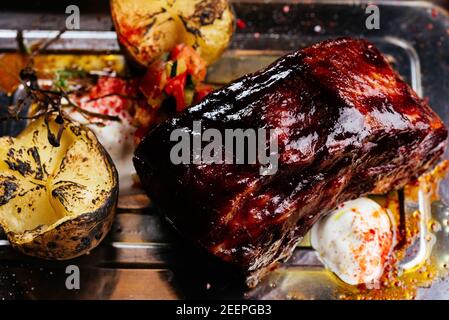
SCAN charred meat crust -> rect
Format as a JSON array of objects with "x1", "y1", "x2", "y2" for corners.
[{"x1": 133, "y1": 38, "x2": 448, "y2": 286}]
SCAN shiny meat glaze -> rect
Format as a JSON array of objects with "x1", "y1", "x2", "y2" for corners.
[{"x1": 133, "y1": 38, "x2": 448, "y2": 287}]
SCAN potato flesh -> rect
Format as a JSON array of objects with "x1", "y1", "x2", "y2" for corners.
[
  {"x1": 0, "y1": 117, "x2": 114, "y2": 235},
  {"x1": 0, "y1": 173, "x2": 63, "y2": 234}
]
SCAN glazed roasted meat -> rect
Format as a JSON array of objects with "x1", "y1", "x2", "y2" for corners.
[{"x1": 133, "y1": 38, "x2": 448, "y2": 286}]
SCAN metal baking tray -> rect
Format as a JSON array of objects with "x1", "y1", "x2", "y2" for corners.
[{"x1": 1, "y1": 0, "x2": 449, "y2": 300}]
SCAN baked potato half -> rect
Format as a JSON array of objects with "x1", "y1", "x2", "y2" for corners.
[
  {"x1": 0, "y1": 114, "x2": 118, "y2": 260},
  {"x1": 110, "y1": 0, "x2": 234, "y2": 67}
]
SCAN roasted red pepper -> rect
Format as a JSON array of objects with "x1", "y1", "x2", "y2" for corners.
[
  {"x1": 139, "y1": 60, "x2": 167, "y2": 101},
  {"x1": 170, "y1": 44, "x2": 207, "y2": 82},
  {"x1": 164, "y1": 71, "x2": 187, "y2": 112}
]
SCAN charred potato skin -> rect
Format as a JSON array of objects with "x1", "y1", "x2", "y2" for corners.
[
  {"x1": 10, "y1": 190, "x2": 117, "y2": 260},
  {"x1": 110, "y1": 0, "x2": 235, "y2": 68},
  {"x1": 10, "y1": 144, "x2": 118, "y2": 260}
]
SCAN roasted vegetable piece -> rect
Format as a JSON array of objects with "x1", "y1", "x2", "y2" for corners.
[
  {"x1": 136, "y1": 43, "x2": 213, "y2": 138},
  {"x1": 170, "y1": 44, "x2": 207, "y2": 81},
  {"x1": 164, "y1": 72, "x2": 188, "y2": 112},
  {"x1": 0, "y1": 115, "x2": 118, "y2": 259},
  {"x1": 110, "y1": 0, "x2": 234, "y2": 67}
]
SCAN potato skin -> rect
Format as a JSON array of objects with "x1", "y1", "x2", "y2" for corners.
[
  {"x1": 10, "y1": 190, "x2": 117, "y2": 260},
  {"x1": 7, "y1": 138, "x2": 119, "y2": 260},
  {"x1": 110, "y1": 0, "x2": 234, "y2": 68}
]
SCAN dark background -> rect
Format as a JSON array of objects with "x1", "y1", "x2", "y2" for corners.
[{"x1": 0, "y1": 0, "x2": 448, "y2": 30}]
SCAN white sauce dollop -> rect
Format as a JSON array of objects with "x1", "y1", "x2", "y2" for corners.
[{"x1": 311, "y1": 197, "x2": 395, "y2": 286}]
